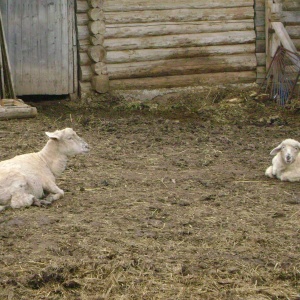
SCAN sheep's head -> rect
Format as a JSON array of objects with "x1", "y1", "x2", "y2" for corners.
[
  {"x1": 270, "y1": 139, "x2": 300, "y2": 164},
  {"x1": 46, "y1": 128, "x2": 89, "y2": 156}
]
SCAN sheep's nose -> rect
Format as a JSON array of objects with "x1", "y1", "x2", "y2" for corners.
[{"x1": 81, "y1": 140, "x2": 90, "y2": 152}]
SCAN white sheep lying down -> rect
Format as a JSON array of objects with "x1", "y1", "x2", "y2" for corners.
[
  {"x1": 0, "y1": 128, "x2": 89, "y2": 211},
  {"x1": 265, "y1": 138, "x2": 300, "y2": 182}
]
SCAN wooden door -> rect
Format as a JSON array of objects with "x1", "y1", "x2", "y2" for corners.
[{"x1": 0, "y1": 0, "x2": 77, "y2": 95}]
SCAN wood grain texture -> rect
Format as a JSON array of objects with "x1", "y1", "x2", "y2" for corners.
[
  {"x1": 109, "y1": 71, "x2": 257, "y2": 90},
  {"x1": 2, "y1": 0, "x2": 76, "y2": 95},
  {"x1": 103, "y1": 0, "x2": 254, "y2": 11},
  {"x1": 105, "y1": 20, "x2": 254, "y2": 38},
  {"x1": 106, "y1": 44, "x2": 255, "y2": 64},
  {"x1": 104, "y1": 7, "x2": 254, "y2": 24},
  {"x1": 104, "y1": 31, "x2": 256, "y2": 51},
  {"x1": 106, "y1": 54, "x2": 257, "y2": 80}
]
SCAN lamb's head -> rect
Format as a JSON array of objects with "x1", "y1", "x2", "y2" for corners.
[
  {"x1": 270, "y1": 139, "x2": 300, "y2": 164},
  {"x1": 46, "y1": 128, "x2": 89, "y2": 156}
]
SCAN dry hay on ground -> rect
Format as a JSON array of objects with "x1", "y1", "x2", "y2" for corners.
[{"x1": 0, "y1": 86, "x2": 299, "y2": 300}]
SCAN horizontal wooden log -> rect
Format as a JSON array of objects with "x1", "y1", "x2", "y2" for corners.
[
  {"x1": 88, "y1": 8, "x2": 104, "y2": 21},
  {"x1": 89, "y1": 21, "x2": 106, "y2": 35},
  {"x1": 90, "y1": 34, "x2": 105, "y2": 45},
  {"x1": 256, "y1": 66, "x2": 266, "y2": 79},
  {"x1": 103, "y1": 0, "x2": 253, "y2": 11},
  {"x1": 77, "y1": 13, "x2": 89, "y2": 25},
  {"x1": 78, "y1": 25, "x2": 90, "y2": 40},
  {"x1": 79, "y1": 52, "x2": 92, "y2": 65},
  {"x1": 106, "y1": 44, "x2": 255, "y2": 64},
  {"x1": 255, "y1": 0, "x2": 265, "y2": 10},
  {"x1": 282, "y1": 11, "x2": 300, "y2": 25},
  {"x1": 78, "y1": 39, "x2": 91, "y2": 52},
  {"x1": 88, "y1": 45, "x2": 106, "y2": 62},
  {"x1": 80, "y1": 54, "x2": 257, "y2": 81},
  {"x1": 294, "y1": 39, "x2": 300, "y2": 50},
  {"x1": 88, "y1": 0, "x2": 103, "y2": 8},
  {"x1": 256, "y1": 30, "x2": 265, "y2": 40},
  {"x1": 92, "y1": 75, "x2": 110, "y2": 93},
  {"x1": 286, "y1": 26, "x2": 300, "y2": 39},
  {"x1": 104, "y1": 31, "x2": 256, "y2": 51},
  {"x1": 282, "y1": 0, "x2": 300, "y2": 11},
  {"x1": 106, "y1": 54, "x2": 257, "y2": 79},
  {"x1": 0, "y1": 106, "x2": 38, "y2": 120},
  {"x1": 256, "y1": 53, "x2": 266, "y2": 66},
  {"x1": 255, "y1": 11, "x2": 265, "y2": 26},
  {"x1": 256, "y1": 25, "x2": 265, "y2": 32},
  {"x1": 80, "y1": 65, "x2": 93, "y2": 81},
  {"x1": 76, "y1": 1, "x2": 89, "y2": 12},
  {"x1": 104, "y1": 7, "x2": 254, "y2": 24},
  {"x1": 105, "y1": 20, "x2": 254, "y2": 38},
  {"x1": 256, "y1": 40, "x2": 266, "y2": 53},
  {"x1": 79, "y1": 81, "x2": 93, "y2": 94},
  {"x1": 92, "y1": 62, "x2": 108, "y2": 75},
  {"x1": 109, "y1": 71, "x2": 257, "y2": 90}
]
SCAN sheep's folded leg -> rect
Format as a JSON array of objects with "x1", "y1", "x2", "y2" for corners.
[
  {"x1": 32, "y1": 198, "x2": 52, "y2": 207},
  {"x1": 44, "y1": 182, "x2": 64, "y2": 202},
  {"x1": 265, "y1": 166, "x2": 274, "y2": 178}
]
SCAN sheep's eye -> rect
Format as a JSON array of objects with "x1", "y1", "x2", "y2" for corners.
[
  {"x1": 282, "y1": 146, "x2": 285, "y2": 149},
  {"x1": 295, "y1": 147, "x2": 299, "y2": 150}
]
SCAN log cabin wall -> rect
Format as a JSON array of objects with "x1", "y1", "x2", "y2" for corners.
[
  {"x1": 255, "y1": 0, "x2": 300, "y2": 84},
  {"x1": 76, "y1": 0, "x2": 257, "y2": 93},
  {"x1": 283, "y1": 0, "x2": 300, "y2": 51},
  {"x1": 255, "y1": 0, "x2": 266, "y2": 84}
]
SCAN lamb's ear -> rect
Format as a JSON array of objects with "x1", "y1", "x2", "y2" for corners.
[
  {"x1": 270, "y1": 143, "x2": 282, "y2": 156},
  {"x1": 45, "y1": 131, "x2": 61, "y2": 140}
]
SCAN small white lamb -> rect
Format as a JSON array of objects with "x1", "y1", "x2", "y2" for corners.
[
  {"x1": 0, "y1": 128, "x2": 89, "y2": 211},
  {"x1": 265, "y1": 138, "x2": 300, "y2": 181}
]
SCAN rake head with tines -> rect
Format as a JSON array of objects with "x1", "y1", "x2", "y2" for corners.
[{"x1": 262, "y1": 46, "x2": 300, "y2": 106}]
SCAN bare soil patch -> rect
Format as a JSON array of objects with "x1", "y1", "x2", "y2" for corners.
[{"x1": 0, "y1": 86, "x2": 299, "y2": 299}]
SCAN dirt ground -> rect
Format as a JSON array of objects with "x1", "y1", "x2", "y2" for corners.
[{"x1": 0, "y1": 85, "x2": 299, "y2": 300}]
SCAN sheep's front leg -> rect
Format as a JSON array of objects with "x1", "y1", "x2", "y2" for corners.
[
  {"x1": 44, "y1": 181, "x2": 64, "y2": 202},
  {"x1": 265, "y1": 166, "x2": 274, "y2": 178}
]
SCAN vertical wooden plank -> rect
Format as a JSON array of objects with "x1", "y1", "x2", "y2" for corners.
[
  {"x1": 6, "y1": 0, "x2": 15, "y2": 87},
  {"x1": 1, "y1": 0, "x2": 74, "y2": 95},
  {"x1": 47, "y1": 0, "x2": 56, "y2": 94},
  {"x1": 265, "y1": 0, "x2": 271, "y2": 68},
  {"x1": 0, "y1": 0, "x2": 8, "y2": 46},
  {"x1": 61, "y1": 0, "x2": 69, "y2": 94},
  {"x1": 54, "y1": 0, "x2": 62, "y2": 93},
  {"x1": 0, "y1": 2, "x2": 16, "y2": 98},
  {"x1": 38, "y1": 0, "x2": 49, "y2": 94},
  {"x1": 20, "y1": 0, "x2": 32, "y2": 94},
  {"x1": 30, "y1": 0, "x2": 39, "y2": 93},
  {"x1": 68, "y1": 0, "x2": 77, "y2": 94}
]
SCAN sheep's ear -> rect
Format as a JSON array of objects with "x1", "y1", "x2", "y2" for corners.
[
  {"x1": 270, "y1": 144, "x2": 282, "y2": 156},
  {"x1": 45, "y1": 131, "x2": 61, "y2": 140}
]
